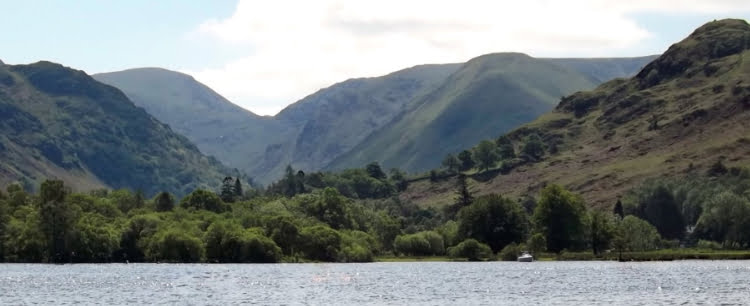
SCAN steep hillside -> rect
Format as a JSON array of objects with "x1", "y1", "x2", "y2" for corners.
[
  {"x1": 0, "y1": 61, "x2": 229, "y2": 196},
  {"x1": 93, "y1": 68, "x2": 293, "y2": 180},
  {"x1": 327, "y1": 53, "x2": 601, "y2": 172},
  {"x1": 262, "y1": 64, "x2": 461, "y2": 178},
  {"x1": 402, "y1": 19, "x2": 750, "y2": 209}
]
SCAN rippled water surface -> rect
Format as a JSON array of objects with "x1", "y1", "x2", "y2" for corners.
[{"x1": 2, "y1": 261, "x2": 750, "y2": 305}]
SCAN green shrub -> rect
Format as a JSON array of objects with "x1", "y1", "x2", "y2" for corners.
[
  {"x1": 448, "y1": 239, "x2": 492, "y2": 261},
  {"x1": 299, "y1": 225, "x2": 342, "y2": 262},
  {"x1": 394, "y1": 231, "x2": 444, "y2": 256},
  {"x1": 527, "y1": 233, "x2": 546, "y2": 255},
  {"x1": 697, "y1": 239, "x2": 722, "y2": 250},
  {"x1": 498, "y1": 242, "x2": 522, "y2": 261},
  {"x1": 180, "y1": 189, "x2": 229, "y2": 213},
  {"x1": 204, "y1": 221, "x2": 282, "y2": 263},
  {"x1": 144, "y1": 228, "x2": 205, "y2": 263}
]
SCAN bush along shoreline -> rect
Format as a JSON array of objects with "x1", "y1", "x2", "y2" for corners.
[{"x1": 2, "y1": 163, "x2": 750, "y2": 264}]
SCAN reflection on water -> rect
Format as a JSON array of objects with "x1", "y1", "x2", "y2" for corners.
[{"x1": 1, "y1": 261, "x2": 749, "y2": 305}]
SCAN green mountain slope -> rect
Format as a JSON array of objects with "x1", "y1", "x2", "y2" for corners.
[
  {"x1": 97, "y1": 55, "x2": 652, "y2": 184},
  {"x1": 96, "y1": 64, "x2": 459, "y2": 183},
  {"x1": 327, "y1": 53, "x2": 604, "y2": 172},
  {"x1": 0, "y1": 61, "x2": 229, "y2": 196},
  {"x1": 264, "y1": 64, "x2": 461, "y2": 177},
  {"x1": 402, "y1": 19, "x2": 750, "y2": 208},
  {"x1": 93, "y1": 68, "x2": 293, "y2": 181}
]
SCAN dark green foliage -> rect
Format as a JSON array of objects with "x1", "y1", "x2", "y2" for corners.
[
  {"x1": 180, "y1": 189, "x2": 229, "y2": 213},
  {"x1": 526, "y1": 233, "x2": 546, "y2": 254},
  {"x1": 498, "y1": 242, "x2": 522, "y2": 261},
  {"x1": 533, "y1": 185, "x2": 587, "y2": 253},
  {"x1": 269, "y1": 166, "x2": 396, "y2": 199},
  {"x1": 616, "y1": 216, "x2": 661, "y2": 251},
  {"x1": 109, "y1": 189, "x2": 140, "y2": 213},
  {"x1": 282, "y1": 165, "x2": 301, "y2": 197},
  {"x1": 694, "y1": 192, "x2": 750, "y2": 247},
  {"x1": 370, "y1": 211, "x2": 401, "y2": 252},
  {"x1": 521, "y1": 134, "x2": 545, "y2": 162},
  {"x1": 366, "y1": 162, "x2": 387, "y2": 180},
  {"x1": 302, "y1": 188, "x2": 354, "y2": 230},
  {"x1": 144, "y1": 228, "x2": 205, "y2": 263},
  {"x1": 389, "y1": 168, "x2": 408, "y2": 192},
  {"x1": 340, "y1": 231, "x2": 376, "y2": 262},
  {"x1": 204, "y1": 221, "x2": 282, "y2": 263},
  {"x1": 441, "y1": 154, "x2": 460, "y2": 173},
  {"x1": 38, "y1": 180, "x2": 75, "y2": 263},
  {"x1": 234, "y1": 178, "x2": 243, "y2": 199},
  {"x1": 220, "y1": 177, "x2": 236, "y2": 203},
  {"x1": 590, "y1": 210, "x2": 614, "y2": 255},
  {"x1": 496, "y1": 136, "x2": 516, "y2": 160},
  {"x1": 0, "y1": 196, "x2": 8, "y2": 260},
  {"x1": 473, "y1": 140, "x2": 499, "y2": 171},
  {"x1": 155, "y1": 192, "x2": 174, "y2": 212},
  {"x1": 299, "y1": 225, "x2": 342, "y2": 262},
  {"x1": 394, "y1": 231, "x2": 444, "y2": 256},
  {"x1": 117, "y1": 214, "x2": 161, "y2": 262},
  {"x1": 266, "y1": 216, "x2": 300, "y2": 256},
  {"x1": 633, "y1": 185, "x2": 685, "y2": 240},
  {"x1": 446, "y1": 174, "x2": 473, "y2": 219},
  {"x1": 447, "y1": 239, "x2": 492, "y2": 261},
  {"x1": 69, "y1": 213, "x2": 119, "y2": 262},
  {"x1": 613, "y1": 199, "x2": 624, "y2": 219},
  {"x1": 429, "y1": 170, "x2": 438, "y2": 182},
  {"x1": 458, "y1": 150, "x2": 475, "y2": 171},
  {"x1": 457, "y1": 194, "x2": 528, "y2": 252}
]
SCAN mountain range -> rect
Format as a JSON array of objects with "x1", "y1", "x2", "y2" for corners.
[
  {"x1": 401, "y1": 18, "x2": 750, "y2": 208},
  {"x1": 95, "y1": 54, "x2": 655, "y2": 184}
]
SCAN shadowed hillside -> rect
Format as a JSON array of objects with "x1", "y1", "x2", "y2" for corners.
[{"x1": 0, "y1": 62, "x2": 229, "y2": 196}]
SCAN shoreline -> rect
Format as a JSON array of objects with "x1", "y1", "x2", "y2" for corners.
[{"x1": 375, "y1": 249, "x2": 750, "y2": 262}]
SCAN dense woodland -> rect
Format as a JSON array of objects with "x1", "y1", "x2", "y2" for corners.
[{"x1": 1, "y1": 154, "x2": 749, "y2": 263}]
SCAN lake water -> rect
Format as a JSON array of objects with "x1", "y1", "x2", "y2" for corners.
[{"x1": 1, "y1": 261, "x2": 749, "y2": 305}]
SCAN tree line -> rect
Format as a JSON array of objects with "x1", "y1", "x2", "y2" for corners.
[{"x1": 0, "y1": 160, "x2": 748, "y2": 263}]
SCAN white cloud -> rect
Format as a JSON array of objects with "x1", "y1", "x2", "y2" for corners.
[{"x1": 186, "y1": 0, "x2": 750, "y2": 115}]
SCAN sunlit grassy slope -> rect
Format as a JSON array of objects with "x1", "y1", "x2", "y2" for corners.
[{"x1": 400, "y1": 19, "x2": 750, "y2": 209}]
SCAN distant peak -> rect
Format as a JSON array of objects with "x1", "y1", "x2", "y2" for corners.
[
  {"x1": 690, "y1": 18, "x2": 750, "y2": 37},
  {"x1": 99, "y1": 67, "x2": 192, "y2": 77},
  {"x1": 0, "y1": 59, "x2": 4, "y2": 65},
  {"x1": 474, "y1": 52, "x2": 532, "y2": 60}
]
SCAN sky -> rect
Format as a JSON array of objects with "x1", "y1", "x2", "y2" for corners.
[{"x1": 1, "y1": 1, "x2": 749, "y2": 116}]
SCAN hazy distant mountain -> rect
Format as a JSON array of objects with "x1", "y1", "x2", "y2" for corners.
[
  {"x1": 545, "y1": 56, "x2": 659, "y2": 84},
  {"x1": 0, "y1": 62, "x2": 229, "y2": 195}
]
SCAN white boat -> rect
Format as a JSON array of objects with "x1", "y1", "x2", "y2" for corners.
[{"x1": 517, "y1": 252, "x2": 533, "y2": 262}]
